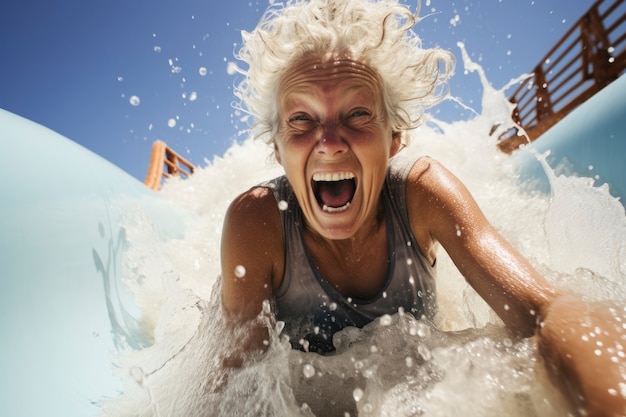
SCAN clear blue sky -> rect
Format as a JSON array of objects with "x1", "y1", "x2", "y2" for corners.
[{"x1": 0, "y1": 0, "x2": 593, "y2": 181}]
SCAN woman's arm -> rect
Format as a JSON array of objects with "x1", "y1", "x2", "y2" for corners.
[
  {"x1": 407, "y1": 157, "x2": 626, "y2": 415},
  {"x1": 220, "y1": 186, "x2": 283, "y2": 366},
  {"x1": 407, "y1": 157, "x2": 557, "y2": 335}
]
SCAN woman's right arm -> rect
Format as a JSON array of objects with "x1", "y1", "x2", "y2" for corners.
[{"x1": 220, "y1": 186, "x2": 283, "y2": 365}]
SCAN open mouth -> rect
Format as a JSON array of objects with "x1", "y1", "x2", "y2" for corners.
[{"x1": 312, "y1": 172, "x2": 357, "y2": 213}]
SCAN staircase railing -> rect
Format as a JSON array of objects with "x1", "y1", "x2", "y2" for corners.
[
  {"x1": 144, "y1": 140, "x2": 195, "y2": 191},
  {"x1": 498, "y1": 0, "x2": 626, "y2": 153}
]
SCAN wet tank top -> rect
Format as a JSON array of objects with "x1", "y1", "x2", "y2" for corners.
[{"x1": 262, "y1": 158, "x2": 437, "y2": 353}]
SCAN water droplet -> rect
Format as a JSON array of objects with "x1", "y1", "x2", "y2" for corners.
[
  {"x1": 303, "y1": 364, "x2": 315, "y2": 378},
  {"x1": 405, "y1": 356, "x2": 414, "y2": 367},
  {"x1": 353, "y1": 388, "x2": 364, "y2": 402},
  {"x1": 380, "y1": 314, "x2": 392, "y2": 326},
  {"x1": 234, "y1": 265, "x2": 246, "y2": 278},
  {"x1": 416, "y1": 322, "x2": 430, "y2": 338},
  {"x1": 418, "y1": 344, "x2": 431, "y2": 361},
  {"x1": 226, "y1": 61, "x2": 239, "y2": 75},
  {"x1": 299, "y1": 339, "x2": 310, "y2": 351},
  {"x1": 329, "y1": 302, "x2": 337, "y2": 311},
  {"x1": 168, "y1": 118, "x2": 177, "y2": 128},
  {"x1": 129, "y1": 95, "x2": 141, "y2": 106},
  {"x1": 275, "y1": 320, "x2": 285, "y2": 333},
  {"x1": 278, "y1": 200, "x2": 288, "y2": 211},
  {"x1": 153, "y1": 45, "x2": 161, "y2": 53},
  {"x1": 199, "y1": 67, "x2": 208, "y2": 76},
  {"x1": 189, "y1": 91, "x2": 198, "y2": 101}
]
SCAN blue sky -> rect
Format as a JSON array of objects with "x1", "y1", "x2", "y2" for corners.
[{"x1": 1, "y1": 0, "x2": 593, "y2": 181}]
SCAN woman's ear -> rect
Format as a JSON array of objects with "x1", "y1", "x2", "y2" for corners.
[
  {"x1": 390, "y1": 131, "x2": 403, "y2": 158},
  {"x1": 274, "y1": 142, "x2": 282, "y2": 165}
]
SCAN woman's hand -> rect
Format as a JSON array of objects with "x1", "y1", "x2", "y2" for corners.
[{"x1": 537, "y1": 295, "x2": 626, "y2": 416}]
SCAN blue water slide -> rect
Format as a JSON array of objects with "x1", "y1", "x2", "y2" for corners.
[
  {"x1": 513, "y1": 74, "x2": 626, "y2": 203},
  {"x1": 0, "y1": 108, "x2": 193, "y2": 417}
]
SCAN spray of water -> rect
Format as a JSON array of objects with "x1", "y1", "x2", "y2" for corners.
[{"x1": 99, "y1": 44, "x2": 626, "y2": 417}]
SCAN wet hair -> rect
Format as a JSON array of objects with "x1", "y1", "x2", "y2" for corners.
[{"x1": 233, "y1": 0, "x2": 455, "y2": 144}]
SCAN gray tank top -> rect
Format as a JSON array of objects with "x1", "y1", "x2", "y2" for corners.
[{"x1": 262, "y1": 158, "x2": 437, "y2": 353}]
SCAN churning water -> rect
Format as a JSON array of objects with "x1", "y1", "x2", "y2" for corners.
[{"x1": 99, "y1": 47, "x2": 626, "y2": 417}]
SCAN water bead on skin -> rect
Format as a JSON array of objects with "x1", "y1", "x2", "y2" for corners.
[{"x1": 234, "y1": 265, "x2": 246, "y2": 278}]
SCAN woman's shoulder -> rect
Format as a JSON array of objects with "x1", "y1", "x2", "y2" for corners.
[
  {"x1": 225, "y1": 185, "x2": 280, "y2": 224},
  {"x1": 404, "y1": 156, "x2": 462, "y2": 194},
  {"x1": 403, "y1": 156, "x2": 473, "y2": 224},
  {"x1": 222, "y1": 184, "x2": 285, "y2": 287}
]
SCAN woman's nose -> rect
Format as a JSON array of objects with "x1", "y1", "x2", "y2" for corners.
[{"x1": 316, "y1": 125, "x2": 348, "y2": 156}]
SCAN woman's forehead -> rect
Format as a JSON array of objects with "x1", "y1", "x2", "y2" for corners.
[{"x1": 278, "y1": 54, "x2": 383, "y2": 101}]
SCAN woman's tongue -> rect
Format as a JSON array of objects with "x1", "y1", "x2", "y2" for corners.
[{"x1": 317, "y1": 179, "x2": 354, "y2": 209}]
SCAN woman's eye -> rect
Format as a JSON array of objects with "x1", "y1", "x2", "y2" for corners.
[
  {"x1": 348, "y1": 109, "x2": 370, "y2": 119},
  {"x1": 289, "y1": 114, "x2": 312, "y2": 123},
  {"x1": 286, "y1": 114, "x2": 317, "y2": 133},
  {"x1": 344, "y1": 109, "x2": 372, "y2": 126}
]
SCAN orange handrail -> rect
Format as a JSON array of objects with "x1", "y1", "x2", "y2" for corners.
[
  {"x1": 144, "y1": 140, "x2": 195, "y2": 190},
  {"x1": 498, "y1": 0, "x2": 626, "y2": 153}
]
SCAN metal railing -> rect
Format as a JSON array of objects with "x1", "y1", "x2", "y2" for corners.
[
  {"x1": 498, "y1": 0, "x2": 626, "y2": 153},
  {"x1": 144, "y1": 140, "x2": 195, "y2": 191}
]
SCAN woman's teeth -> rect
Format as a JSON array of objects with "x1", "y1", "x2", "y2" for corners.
[{"x1": 312, "y1": 172, "x2": 355, "y2": 182}]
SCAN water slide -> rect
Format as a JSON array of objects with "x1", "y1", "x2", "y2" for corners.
[
  {"x1": 0, "y1": 73, "x2": 624, "y2": 417},
  {"x1": 513, "y1": 74, "x2": 626, "y2": 202},
  {"x1": 0, "y1": 108, "x2": 194, "y2": 416}
]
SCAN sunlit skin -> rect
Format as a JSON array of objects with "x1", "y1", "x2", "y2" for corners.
[{"x1": 220, "y1": 53, "x2": 626, "y2": 416}]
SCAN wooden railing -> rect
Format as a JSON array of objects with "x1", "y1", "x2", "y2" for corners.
[
  {"x1": 498, "y1": 0, "x2": 626, "y2": 153},
  {"x1": 144, "y1": 140, "x2": 195, "y2": 190}
]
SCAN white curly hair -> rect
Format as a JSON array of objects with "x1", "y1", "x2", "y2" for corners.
[{"x1": 233, "y1": 0, "x2": 455, "y2": 144}]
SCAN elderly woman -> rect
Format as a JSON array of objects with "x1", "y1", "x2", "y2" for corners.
[{"x1": 220, "y1": 0, "x2": 625, "y2": 415}]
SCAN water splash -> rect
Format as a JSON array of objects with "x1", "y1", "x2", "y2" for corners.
[{"x1": 99, "y1": 45, "x2": 626, "y2": 416}]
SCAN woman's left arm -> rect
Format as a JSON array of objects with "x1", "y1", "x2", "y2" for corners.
[{"x1": 407, "y1": 157, "x2": 626, "y2": 415}]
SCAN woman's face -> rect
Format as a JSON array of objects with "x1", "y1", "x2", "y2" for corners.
[{"x1": 274, "y1": 53, "x2": 400, "y2": 240}]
